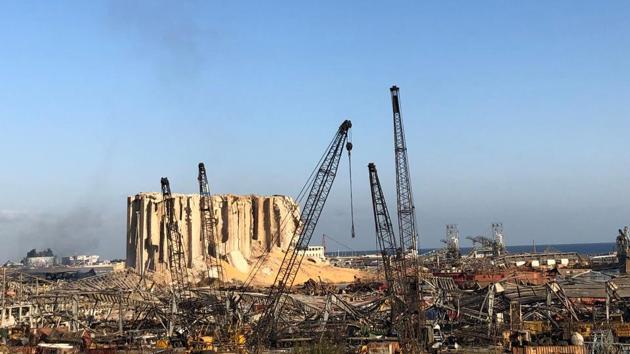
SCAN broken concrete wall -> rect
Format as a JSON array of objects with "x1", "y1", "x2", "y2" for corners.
[{"x1": 126, "y1": 193, "x2": 300, "y2": 274}]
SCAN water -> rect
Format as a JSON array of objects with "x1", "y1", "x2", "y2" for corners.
[
  {"x1": 325, "y1": 242, "x2": 617, "y2": 257},
  {"x1": 502, "y1": 242, "x2": 616, "y2": 256}
]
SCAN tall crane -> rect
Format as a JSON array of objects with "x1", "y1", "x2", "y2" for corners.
[
  {"x1": 249, "y1": 120, "x2": 353, "y2": 350},
  {"x1": 390, "y1": 86, "x2": 423, "y2": 347},
  {"x1": 368, "y1": 163, "x2": 404, "y2": 296},
  {"x1": 491, "y1": 222, "x2": 506, "y2": 256},
  {"x1": 390, "y1": 85, "x2": 419, "y2": 255},
  {"x1": 368, "y1": 163, "x2": 421, "y2": 353},
  {"x1": 198, "y1": 163, "x2": 243, "y2": 351},
  {"x1": 161, "y1": 177, "x2": 190, "y2": 302},
  {"x1": 441, "y1": 224, "x2": 461, "y2": 260},
  {"x1": 198, "y1": 162, "x2": 225, "y2": 285}
]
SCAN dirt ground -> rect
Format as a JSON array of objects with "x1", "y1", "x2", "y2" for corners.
[
  {"x1": 221, "y1": 250, "x2": 373, "y2": 287},
  {"x1": 152, "y1": 250, "x2": 374, "y2": 288}
]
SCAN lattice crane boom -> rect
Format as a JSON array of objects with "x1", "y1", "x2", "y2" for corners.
[
  {"x1": 198, "y1": 162, "x2": 225, "y2": 285},
  {"x1": 368, "y1": 163, "x2": 404, "y2": 296},
  {"x1": 368, "y1": 162, "x2": 421, "y2": 353},
  {"x1": 390, "y1": 85, "x2": 419, "y2": 255},
  {"x1": 160, "y1": 177, "x2": 190, "y2": 301},
  {"x1": 390, "y1": 86, "x2": 423, "y2": 351},
  {"x1": 250, "y1": 120, "x2": 352, "y2": 350}
]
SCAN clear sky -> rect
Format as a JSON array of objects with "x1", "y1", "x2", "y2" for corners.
[{"x1": 0, "y1": 1, "x2": 629, "y2": 262}]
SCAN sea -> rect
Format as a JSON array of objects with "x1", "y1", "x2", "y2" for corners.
[{"x1": 325, "y1": 242, "x2": 617, "y2": 257}]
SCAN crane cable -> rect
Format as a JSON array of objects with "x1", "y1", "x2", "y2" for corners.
[{"x1": 346, "y1": 130, "x2": 355, "y2": 238}]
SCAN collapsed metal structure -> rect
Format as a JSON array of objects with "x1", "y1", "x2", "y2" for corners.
[{"x1": 5, "y1": 262, "x2": 630, "y2": 353}]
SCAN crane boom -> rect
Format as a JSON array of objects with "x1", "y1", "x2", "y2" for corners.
[
  {"x1": 198, "y1": 163, "x2": 225, "y2": 285},
  {"x1": 250, "y1": 120, "x2": 352, "y2": 350},
  {"x1": 390, "y1": 86, "x2": 419, "y2": 254},
  {"x1": 368, "y1": 163, "x2": 404, "y2": 296},
  {"x1": 161, "y1": 177, "x2": 190, "y2": 301},
  {"x1": 368, "y1": 163, "x2": 421, "y2": 352}
]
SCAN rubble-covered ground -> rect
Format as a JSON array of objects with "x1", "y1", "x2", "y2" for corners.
[{"x1": 3, "y1": 254, "x2": 630, "y2": 353}]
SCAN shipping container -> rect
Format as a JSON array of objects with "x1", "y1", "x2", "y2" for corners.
[
  {"x1": 512, "y1": 345, "x2": 586, "y2": 354},
  {"x1": 612, "y1": 323, "x2": 630, "y2": 338}
]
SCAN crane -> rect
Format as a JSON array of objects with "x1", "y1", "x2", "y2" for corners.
[
  {"x1": 467, "y1": 231, "x2": 504, "y2": 257},
  {"x1": 466, "y1": 235, "x2": 495, "y2": 248},
  {"x1": 491, "y1": 222, "x2": 506, "y2": 256},
  {"x1": 368, "y1": 162, "x2": 421, "y2": 353},
  {"x1": 198, "y1": 162, "x2": 225, "y2": 285},
  {"x1": 161, "y1": 177, "x2": 190, "y2": 302},
  {"x1": 390, "y1": 86, "x2": 423, "y2": 348},
  {"x1": 249, "y1": 120, "x2": 353, "y2": 351},
  {"x1": 441, "y1": 224, "x2": 461, "y2": 260},
  {"x1": 390, "y1": 85, "x2": 419, "y2": 256},
  {"x1": 368, "y1": 163, "x2": 404, "y2": 296},
  {"x1": 198, "y1": 163, "x2": 245, "y2": 351}
]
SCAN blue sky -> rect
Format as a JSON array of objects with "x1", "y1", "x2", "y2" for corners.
[{"x1": 0, "y1": 1, "x2": 629, "y2": 261}]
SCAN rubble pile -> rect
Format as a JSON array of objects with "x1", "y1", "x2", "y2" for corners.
[{"x1": 3, "y1": 258, "x2": 630, "y2": 353}]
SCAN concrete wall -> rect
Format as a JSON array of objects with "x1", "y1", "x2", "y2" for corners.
[{"x1": 125, "y1": 193, "x2": 300, "y2": 273}]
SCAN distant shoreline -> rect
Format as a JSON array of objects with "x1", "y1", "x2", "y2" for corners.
[{"x1": 326, "y1": 241, "x2": 616, "y2": 257}]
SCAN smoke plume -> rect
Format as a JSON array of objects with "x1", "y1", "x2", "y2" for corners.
[
  {"x1": 107, "y1": 0, "x2": 212, "y2": 83},
  {"x1": 0, "y1": 207, "x2": 121, "y2": 263}
]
